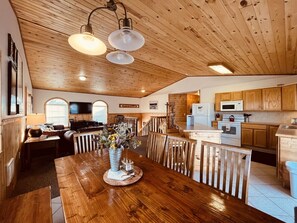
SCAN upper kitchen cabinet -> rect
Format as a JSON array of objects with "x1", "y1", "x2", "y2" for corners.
[
  {"x1": 282, "y1": 84, "x2": 297, "y2": 110},
  {"x1": 215, "y1": 91, "x2": 242, "y2": 111},
  {"x1": 262, "y1": 87, "x2": 281, "y2": 111},
  {"x1": 243, "y1": 89, "x2": 262, "y2": 111}
]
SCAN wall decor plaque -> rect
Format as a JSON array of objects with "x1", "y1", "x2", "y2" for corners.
[{"x1": 119, "y1": 104, "x2": 139, "y2": 108}]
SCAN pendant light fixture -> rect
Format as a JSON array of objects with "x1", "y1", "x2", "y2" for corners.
[
  {"x1": 68, "y1": 0, "x2": 144, "y2": 64},
  {"x1": 106, "y1": 50, "x2": 134, "y2": 65}
]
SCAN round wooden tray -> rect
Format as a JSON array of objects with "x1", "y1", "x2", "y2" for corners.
[{"x1": 103, "y1": 166, "x2": 143, "y2": 186}]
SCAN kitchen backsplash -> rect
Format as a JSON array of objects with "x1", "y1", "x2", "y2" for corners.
[
  {"x1": 216, "y1": 111, "x2": 297, "y2": 124},
  {"x1": 244, "y1": 112, "x2": 297, "y2": 124}
]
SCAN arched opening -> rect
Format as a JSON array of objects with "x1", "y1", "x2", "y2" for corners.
[
  {"x1": 92, "y1": 101, "x2": 108, "y2": 124},
  {"x1": 45, "y1": 98, "x2": 69, "y2": 126}
]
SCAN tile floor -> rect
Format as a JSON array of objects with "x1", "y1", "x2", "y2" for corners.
[
  {"x1": 51, "y1": 161, "x2": 296, "y2": 223},
  {"x1": 248, "y1": 161, "x2": 296, "y2": 223}
]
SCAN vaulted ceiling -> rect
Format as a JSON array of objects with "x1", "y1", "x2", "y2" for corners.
[{"x1": 10, "y1": 0, "x2": 297, "y2": 97}]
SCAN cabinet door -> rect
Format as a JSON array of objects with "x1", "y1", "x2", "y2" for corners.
[
  {"x1": 231, "y1": 91, "x2": 243, "y2": 100},
  {"x1": 215, "y1": 93, "x2": 221, "y2": 111},
  {"x1": 282, "y1": 84, "x2": 297, "y2": 110},
  {"x1": 241, "y1": 128, "x2": 253, "y2": 146},
  {"x1": 254, "y1": 129, "x2": 267, "y2": 148},
  {"x1": 262, "y1": 87, "x2": 281, "y2": 111},
  {"x1": 220, "y1": 93, "x2": 232, "y2": 101},
  {"x1": 243, "y1": 89, "x2": 262, "y2": 111},
  {"x1": 268, "y1": 125, "x2": 278, "y2": 151},
  {"x1": 211, "y1": 121, "x2": 218, "y2": 129}
]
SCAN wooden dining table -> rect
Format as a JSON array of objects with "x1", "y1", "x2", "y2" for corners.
[{"x1": 54, "y1": 149, "x2": 282, "y2": 223}]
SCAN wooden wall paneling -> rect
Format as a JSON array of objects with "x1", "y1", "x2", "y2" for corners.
[
  {"x1": 0, "y1": 153, "x2": 4, "y2": 202},
  {"x1": 1, "y1": 117, "x2": 26, "y2": 200},
  {"x1": 186, "y1": 94, "x2": 199, "y2": 115},
  {"x1": 169, "y1": 94, "x2": 187, "y2": 123}
]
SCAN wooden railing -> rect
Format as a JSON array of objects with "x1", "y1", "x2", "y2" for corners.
[{"x1": 140, "y1": 116, "x2": 167, "y2": 136}]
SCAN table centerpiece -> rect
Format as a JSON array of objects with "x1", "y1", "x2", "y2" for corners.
[{"x1": 95, "y1": 122, "x2": 141, "y2": 181}]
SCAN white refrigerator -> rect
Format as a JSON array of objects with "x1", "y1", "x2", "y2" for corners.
[{"x1": 191, "y1": 103, "x2": 214, "y2": 127}]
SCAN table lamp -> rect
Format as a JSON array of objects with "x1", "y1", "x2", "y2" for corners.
[{"x1": 26, "y1": 113, "x2": 46, "y2": 137}]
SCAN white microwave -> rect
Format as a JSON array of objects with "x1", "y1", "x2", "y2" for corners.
[{"x1": 220, "y1": 100, "x2": 243, "y2": 111}]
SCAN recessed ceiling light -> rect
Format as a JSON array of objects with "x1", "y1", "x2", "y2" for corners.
[
  {"x1": 79, "y1": 76, "x2": 87, "y2": 81},
  {"x1": 141, "y1": 89, "x2": 145, "y2": 93},
  {"x1": 208, "y1": 63, "x2": 234, "y2": 74}
]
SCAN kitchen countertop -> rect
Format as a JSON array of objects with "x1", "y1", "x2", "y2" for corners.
[
  {"x1": 242, "y1": 122, "x2": 282, "y2": 126},
  {"x1": 276, "y1": 124, "x2": 297, "y2": 138},
  {"x1": 176, "y1": 122, "x2": 223, "y2": 133}
]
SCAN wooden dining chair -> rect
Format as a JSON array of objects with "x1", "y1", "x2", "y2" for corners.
[
  {"x1": 163, "y1": 135, "x2": 196, "y2": 178},
  {"x1": 200, "y1": 141, "x2": 252, "y2": 204},
  {"x1": 73, "y1": 131, "x2": 102, "y2": 154},
  {"x1": 146, "y1": 132, "x2": 167, "y2": 163}
]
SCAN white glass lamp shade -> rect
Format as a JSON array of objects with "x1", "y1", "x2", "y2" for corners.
[
  {"x1": 68, "y1": 32, "x2": 107, "y2": 56},
  {"x1": 106, "y1": 51, "x2": 134, "y2": 65},
  {"x1": 108, "y1": 28, "x2": 145, "y2": 51}
]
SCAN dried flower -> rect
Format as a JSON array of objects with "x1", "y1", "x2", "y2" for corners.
[{"x1": 94, "y1": 122, "x2": 141, "y2": 150}]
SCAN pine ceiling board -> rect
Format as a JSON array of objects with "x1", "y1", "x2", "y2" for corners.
[
  {"x1": 285, "y1": 0, "x2": 297, "y2": 73},
  {"x1": 267, "y1": 0, "x2": 287, "y2": 73},
  {"x1": 225, "y1": 0, "x2": 277, "y2": 73},
  {"x1": 202, "y1": 0, "x2": 265, "y2": 73},
  {"x1": 179, "y1": 0, "x2": 262, "y2": 74},
  {"x1": 253, "y1": 0, "x2": 281, "y2": 73},
  {"x1": 178, "y1": 0, "x2": 255, "y2": 72},
  {"x1": 9, "y1": 0, "x2": 297, "y2": 98},
  {"x1": 239, "y1": 3, "x2": 275, "y2": 74},
  {"x1": 123, "y1": 1, "x2": 231, "y2": 66}
]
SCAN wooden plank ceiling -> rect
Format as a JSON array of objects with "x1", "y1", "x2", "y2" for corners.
[{"x1": 10, "y1": 0, "x2": 297, "y2": 98}]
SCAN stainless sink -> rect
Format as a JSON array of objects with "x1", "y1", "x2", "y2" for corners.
[{"x1": 282, "y1": 125, "x2": 297, "y2": 130}]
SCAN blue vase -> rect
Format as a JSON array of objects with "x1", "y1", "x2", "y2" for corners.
[{"x1": 109, "y1": 148, "x2": 122, "y2": 172}]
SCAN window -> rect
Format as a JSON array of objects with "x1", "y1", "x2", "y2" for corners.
[
  {"x1": 45, "y1": 98, "x2": 68, "y2": 126},
  {"x1": 92, "y1": 101, "x2": 108, "y2": 124}
]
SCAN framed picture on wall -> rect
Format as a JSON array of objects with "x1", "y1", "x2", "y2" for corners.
[
  {"x1": 17, "y1": 56, "x2": 24, "y2": 114},
  {"x1": 149, "y1": 101, "x2": 158, "y2": 110},
  {"x1": 8, "y1": 61, "x2": 17, "y2": 115}
]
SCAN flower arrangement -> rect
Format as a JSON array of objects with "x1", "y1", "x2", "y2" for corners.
[{"x1": 95, "y1": 122, "x2": 141, "y2": 150}]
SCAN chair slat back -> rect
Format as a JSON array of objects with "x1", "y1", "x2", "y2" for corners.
[
  {"x1": 164, "y1": 135, "x2": 196, "y2": 178},
  {"x1": 200, "y1": 141, "x2": 252, "y2": 204},
  {"x1": 146, "y1": 132, "x2": 167, "y2": 163},
  {"x1": 73, "y1": 131, "x2": 102, "y2": 154}
]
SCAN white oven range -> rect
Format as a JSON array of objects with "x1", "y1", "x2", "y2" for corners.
[{"x1": 218, "y1": 114, "x2": 244, "y2": 147}]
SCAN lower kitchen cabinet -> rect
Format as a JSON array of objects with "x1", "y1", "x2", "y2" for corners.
[
  {"x1": 241, "y1": 128, "x2": 253, "y2": 146},
  {"x1": 241, "y1": 123, "x2": 278, "y2": 154},
  {"x1": 253, "y1": 129, "x2": 267, "y2": 148}
]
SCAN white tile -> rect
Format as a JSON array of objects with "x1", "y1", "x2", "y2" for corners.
[
  {"x1": 51, "y1": 196, "x2": 62, "y2": 204},
  {"x1": 252, "y1": 184, "x2": 291, "y2": 198},
  {"x1": 269, "y1": 197, "x2": 297, "y2": 217},
  {"x1": 248, "y1": 185, "x2": 264, "y2": 197},
  {"x1": 273, "y1": 215, "x2": 294, "y2": 223},
  {"x1": 248, "y1": 196, "x2": 288, "y2": 216},
  {"x1": 52, "y1": 203, "x2": 62, "y2": 215},
  {"x1": 53, "y1": 206, "x2": 65, "y2": 223}
]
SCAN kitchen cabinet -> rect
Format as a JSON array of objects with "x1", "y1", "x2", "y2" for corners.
[
  {"x1": 262, "y1": 87, "x2": 281, "y2": 111},
  {"x1": 215, "y1": 91, "x2": 242, "y2": 111},
  {"x1": 282, "y1": 84, "x2": 297, "y2": 110},
  {"x1": 211, "y1": 121, "x2": 218, "y2": 129},
  {"x1": 243, "y1": 89, "x2": 262, "y2": 111},
  {"x1": 241, "y1": 128, "x2": 253, "y2": 146},
  {"x1": 241, "y1": 123, "x2": 277, "y2": 154}
]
